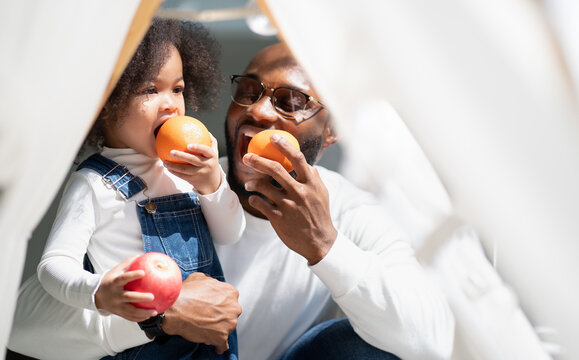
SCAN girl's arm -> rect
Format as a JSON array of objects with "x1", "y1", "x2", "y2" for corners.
[
  {"x1": 37, "y1": 172, "x2": 158, "y2": 321},
  {"x1": 196, "y1": 165, "x2": 245, "y2": 245},
  {"x1": 164, "y1": 136, "x2": 246, "y2": 245},
  {"x1": 37, "y1": 173, "x2": 103, "y2": 310}
]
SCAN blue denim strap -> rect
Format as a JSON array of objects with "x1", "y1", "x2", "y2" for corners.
[
  {"x1": 77, "y1": 154, "x2": 238, "y2": 360},
  {"x1": 77, "y1": 154, "x2": 147, "y2": 199}
]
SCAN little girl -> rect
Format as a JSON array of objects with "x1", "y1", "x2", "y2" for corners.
[{"x1": 34, "y1": 18, "x2": 243, "y2": 359}]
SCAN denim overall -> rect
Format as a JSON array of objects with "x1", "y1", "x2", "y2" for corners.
[{"x1": 77, "y1": 154, "x2": 238, "y2": 360}]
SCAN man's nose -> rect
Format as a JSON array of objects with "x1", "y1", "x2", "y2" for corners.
[{"x1": 246, "y1": 95, "x2": 279, "y2": 122}]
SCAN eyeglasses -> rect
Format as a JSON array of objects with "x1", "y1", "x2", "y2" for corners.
[{"x1": 230, "y1": 75, "x2": 325, "y2": 123}]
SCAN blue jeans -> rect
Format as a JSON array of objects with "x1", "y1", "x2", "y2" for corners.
[
  {"x1": 78, "y1": 154, "x2": 237, "y2": 360},
  {"x1": 279, "y1": 318, "x2": 400, "y2": 360},
  {"x1": 101, "y1": 333, "x2": 237, "y2": 360}
]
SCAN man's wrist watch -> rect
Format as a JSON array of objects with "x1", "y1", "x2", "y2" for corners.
[{"x1": 138, "y1": 313, "x2": 169, "y2": 342}]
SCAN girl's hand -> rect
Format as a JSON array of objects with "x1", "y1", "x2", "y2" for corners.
[
  {"x1": 95, "y1": 256, "x2": 158, "y2": 322},
  {"x1": 163, "y1": 134, "x2": 222, "y2": 195}
]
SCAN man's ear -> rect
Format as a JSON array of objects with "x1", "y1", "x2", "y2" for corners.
[{"x1": 322, "y1": 120, "x2": 338, "y2": 149}]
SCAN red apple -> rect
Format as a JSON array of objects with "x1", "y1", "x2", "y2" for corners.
[{"x1": 124, "y1": 252, "x2": 182, "y2": 313}]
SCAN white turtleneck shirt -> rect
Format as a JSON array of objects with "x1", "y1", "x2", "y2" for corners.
[
  {"x1": 215, "y1": 161, "x2": 454, "y2": 360},
  {"x1": 36, "y1": 147, "x2": 244, "y2": 311}
]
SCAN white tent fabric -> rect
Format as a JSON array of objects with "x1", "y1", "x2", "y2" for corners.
[
  {"x1": 542, "y1": 0, "x2": 579, "y2": 104},
  {"x1": 0, "y1": 0, "x2": 146, "y2": 355},
  {"x1": 260, "y1": 0, "x2": 579, "y2": 359},
  {"x1": 2, "y1": 0, "x2": 577, "y2": 357},
  {"x1": 338, "y1": 99, "x2": 551, "y2": 358}
]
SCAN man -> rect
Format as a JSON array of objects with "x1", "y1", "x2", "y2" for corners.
[
  {"x1": 8, "y1": 43, "x2": 453, "y2": 360},
  {"x1": 213, "y1": 42, "x2": 454, "y2": 359}
]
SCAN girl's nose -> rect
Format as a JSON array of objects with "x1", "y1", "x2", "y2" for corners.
[
  {"x1": 161, "y1": 92, "x2": 178, "y2": 112},
  {"x1": 246, "y1": 95, "x2": 278, "y2": 122}
]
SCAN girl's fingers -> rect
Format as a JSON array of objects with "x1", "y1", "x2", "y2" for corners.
[
  {"x1": 186, "y1": 144, "x2": 214, "y2": 159},
  {"x1": 167, "y1": 150, "x2": 203, "y2": 165},
  {"x1": 120, "y1": 305, "x2": 158, "y2": 322},
  {"x1": 164, "y1": 145, "x2": 215, "y2": 170},
  {"x1": 109, "y1": 256, "x2": 139, "y2": 274},
  {"x1": 102, "y1": 256, "x2": 140, "y2": 286},
  {"x1": 123, "y1": 290, "x2": 155, "y2": 303},
  {"x1": 114, "y1": 270, "x2": 146, "y2": 286}
]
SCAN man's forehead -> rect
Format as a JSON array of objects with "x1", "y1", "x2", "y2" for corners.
[
  {"x1": 247, "y1": 52, "x2": 296, "y2": 71},
  {"x1": 245, "y1": 55, "x2": 311, "y2": 90}
]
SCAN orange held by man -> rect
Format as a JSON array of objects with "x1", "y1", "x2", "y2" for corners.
[
  {"x1": 248, "y1": 129, "x2": 300, "y2": 172},
  {"x1": 155, "y1": 115, "x2": 211, "y2": 163}
]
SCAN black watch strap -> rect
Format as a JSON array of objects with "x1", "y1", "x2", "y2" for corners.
[{"x1": 138, "y1": 313, "x2": 167, "y2": 339}]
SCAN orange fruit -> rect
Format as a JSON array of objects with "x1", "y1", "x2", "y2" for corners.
[
  {"x1": 155, "y1": 116, "x2": 211, "y2": 163},
  {"x1": 247, "y1": 129, "x2": 300, "y2": 172}
]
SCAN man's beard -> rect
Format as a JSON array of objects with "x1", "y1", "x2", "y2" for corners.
[{"x1": 225, "y1": 127, "x2": 324, "y2": 202}]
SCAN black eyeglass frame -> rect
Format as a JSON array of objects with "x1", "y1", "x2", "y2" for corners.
[{"x1": 230, "y1": 74, "x2": 325, "y2": 122}]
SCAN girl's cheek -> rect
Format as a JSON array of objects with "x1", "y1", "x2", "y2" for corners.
[{"x1": 178, "y1": 95, "x2": 185, "y2": 111}]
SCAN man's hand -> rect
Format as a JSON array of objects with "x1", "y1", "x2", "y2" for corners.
[
  {"x1": 162, "y1": 272, "x2": 241, "y2": 354},
  {"x1": 243, "y1": 133, "x2": 338, "y2": 265}
]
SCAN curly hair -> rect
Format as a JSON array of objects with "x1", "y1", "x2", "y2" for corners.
[{"x1": 86, "y1": 18, "x2": 222, "y2": 150}]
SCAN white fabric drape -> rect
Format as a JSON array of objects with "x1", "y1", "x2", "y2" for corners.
[
  {"x1": 260, "y1": 0, "x2": 579, "y2": 358},
  {"x1": 0, "y1": 1, "x2": 144, "y2": 355}
]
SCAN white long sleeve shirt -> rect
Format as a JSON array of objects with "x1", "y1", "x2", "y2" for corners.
[
  {"x1": 38, "y1": 147, "x2": 244, "y2": 311},
  {"x1": 8, "y1": 148, "x2": 245, "y2": 358},
  {"x1": 9, "y1": 158, "x2": 453, "y2": 360},
  {"x1": 215, "y1": 164, "x2": 454, "y2": 360}
]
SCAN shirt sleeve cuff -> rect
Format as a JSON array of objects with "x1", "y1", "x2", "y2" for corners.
[
  {"x1": 105, "y1": 316, "x2": 151, "y2": 353},
  {"x1": 195, "y1": 166, "x2": 227, "y2": 202},
  {"x1": 89, "y1": 273, "x2": 110, "y2": 314},
  {"x1": 309, "y1": 232, "x2": 370, "y2": 298}
]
